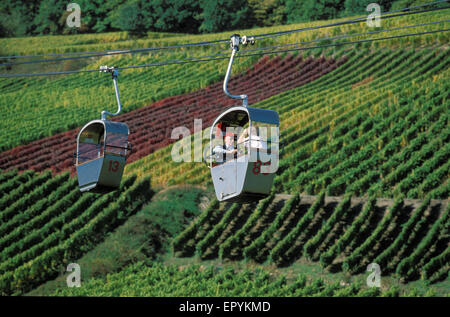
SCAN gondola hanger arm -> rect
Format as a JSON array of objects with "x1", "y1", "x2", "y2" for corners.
[
  {"x1": 99, "y1": 65, "x2": 122, "y2": 120},
  {"x1": 223, "y1": 34, "x2": 255, "y2": 108}
]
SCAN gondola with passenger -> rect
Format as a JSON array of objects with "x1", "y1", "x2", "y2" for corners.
[{"x1": 205, "y1": 35, "x2": 280, "y2": 203}]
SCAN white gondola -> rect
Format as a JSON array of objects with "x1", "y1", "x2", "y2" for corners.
[
  {"x1": 75, "y1": 66, "x2": 131, "y2": 193},
  {"x1": 206, "y1": 35, "x2": 280, "y2": 203}
]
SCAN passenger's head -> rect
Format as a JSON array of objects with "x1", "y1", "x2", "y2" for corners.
[{"x1": 225, "y1": 132, "x2": 235, "y2": 146}]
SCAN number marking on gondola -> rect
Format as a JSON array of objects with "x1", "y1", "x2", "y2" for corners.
[
  {"x1": 253, "y1": 160, "x2": 270, "y2": 175},
  {"x1": 108, "y1": 160, "x2": 119, "y2": 172},
  {"x1": 252, "y1": 161, "x2": 261, "y2": 175}
]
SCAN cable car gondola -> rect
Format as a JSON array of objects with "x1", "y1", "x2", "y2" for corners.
[
  {"x1": 206, "y1": 34, "x2": 280, "y2": 203},
  {"x1": 75, "y1": 66, "x2": 131, "y2": 193}
]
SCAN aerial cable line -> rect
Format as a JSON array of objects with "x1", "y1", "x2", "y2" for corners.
[
  {"x1": 239, "y1": 28, "x2": 450, "y2": 58},
  {"x1": 1, "y1": 27, "x2": 448, "y2": 79},
  {"x1": 0, "y1": 38, "x2": 228, "y2": 60},
  {"x1": 119, "y1": 20, "x2": 450, "y2": 69},
  {"x1": 253, "y1": 0, "x2": 450, "y2": 40},
  {"x1": 0, "y1": 39, "x2": 230, "y2": 67},
  {"x1": 1, "y1": 27, "x2": 448, "y2": 78},
  {"x1": 242, "y1": 19, "x2": 450, "y2": 55},
  {"x1": 2, "y1": 4, "x2": 448, "y2": 66},
  {"x1": 0, "y1": 0, "x2": 448, "y2": 64},
  {"x1": 0, "y1": 0, "x2": 447, "y2": 60}
]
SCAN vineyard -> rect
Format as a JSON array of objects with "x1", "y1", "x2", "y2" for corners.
[
  {"x1": 0, "y1": 173, "x2": 153, "y2": 295},
  {"x1": 0, "y1": 9, "x2": 448, "y2": 152},
  {"x1": 124, "y1": 46, "x2": 450, "y2": 195},
  {"x1": 174, "y1": 194, "x2": 449, "y2": 284},
  {"x1": 0, "y1": 7, "x2": 449, "y2": 297},
  {"x1": 0, "y1": 54, "x2": 345, "y2": 174},
  {"x1": 50, "y1": 261, "x2": 418, "y2": 297}
]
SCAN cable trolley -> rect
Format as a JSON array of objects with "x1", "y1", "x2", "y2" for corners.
[
  {"x1": 75, "y1": 66, "x2": 131, "y2": 193},
  {"x1": 206, "y1": 34, "x2": 280, "y2": 203}
]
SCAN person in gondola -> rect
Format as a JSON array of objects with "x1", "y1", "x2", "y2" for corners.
[
  {"x1": 98, "y1": 132, "x2": 105, "y2": 158},
  {"x1": 237, "y1": 126, "x2": 268, "y2": 153},
  {"x1": 213, "y1": 131, "x2": 237, "y2": 163}
]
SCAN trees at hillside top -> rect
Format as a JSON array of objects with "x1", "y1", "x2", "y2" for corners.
[
  {"x1": 32, "y1": 0, "x2": 67, "y2": 35},
  {"x1": 152, "y1": 0, "x2": 201, "y2": 33},
  {"x1": 0, "y1": 1, "x2": 39, "y2": 37},
  {"x1": 111, "y1": 0, "x2": 201, "y2": 35},
  {"x1": 90, "y1": 0, "x2": 255, "y2": 35},
  {"x1": 75, "y1": 0, "x2": 125, "y2": 33},
  {"x1": 284, "y1": 0, "x2": 305, "y2": 24},
  {"x1": 284, "y1": 0, "x2": 399, "y2": 23},
  {"x1": 344, "y1": 0, "x2": 396, "y2": 16},
  {"x1": 0, "y1": 0, "x2": 105, "y2": 36},
  {"x1": 198, "y1": 0, "x2": 253, "y2": 33},
  {"x1": 285, "y1": 0, "x2": 346, "y2": 23},
  {"x1": 109, "y1": 0, "x2": 143, "y2": 35},
  {"x1": 0, "y1": 0, "x2": 417, "y2": 37},
  {"x1": 247, "y1": 0, "x2": 287, "y2": 27}
]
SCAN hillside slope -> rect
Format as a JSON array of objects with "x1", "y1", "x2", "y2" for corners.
[
  {"x1": 0, "y1": 54, "x2": 345, "y2": 174},
  {"x1": 0, "y1": 46, "x2": 447, "y2": 296},
  {"x1": 49, "y1": 261, "x2": 420, "y2": 297},
  {"x1": 0, "y1": 173, "x2": 153, "y2": 295},
  {"x1": 174, "y1": 193, "x2": 449, "y2": 283},
  {"x1": 125, "y1": 47, "x2": 449, "y2": 198},
  {"x1": 0, "y1": 9, "x2": 448, "y2": 151},
  {"x1": 0, "y1": 11, "x2": 448, "y2": 296}
]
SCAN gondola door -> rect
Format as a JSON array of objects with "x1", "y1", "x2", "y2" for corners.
[
  {"x1": 221, "y1": 153, "x2": 237, "y2": 198},
  {"x1": 98, "y1": 130, "x2": 128, "y2": 188}
]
